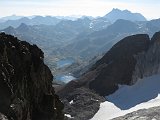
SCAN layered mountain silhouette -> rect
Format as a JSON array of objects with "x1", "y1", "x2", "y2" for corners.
[
  {"x1": 0, "y1": 16, "x2": 61, "y2": 29},
  {"x1": 52, "y1": 18, "x2": 160, "y2": 62},
  {"x1": 0, "y1": 15, "x2": 24, "y2": 23},
  {"x1": 0, "y1": 8, "x2": 147, "y2": 29},
  {"x1": 1, "y1": 11, "x2": 160, "y2": 81},
  {"x1": 1, "y1": 18, "x2": 93, "y2": 55}
]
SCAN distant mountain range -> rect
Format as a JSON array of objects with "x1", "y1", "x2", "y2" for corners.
[
  {"x1": 0, "y1": 16, "x2": 62, "y2": 29},
  {"x1": 51, "y1": 18, "x2": 160, "y2": 62},
  {"x1": 0, "y1": 15, "x2": 24, "y2": 22},
  {"x1": 0, "y1": 17, "x2": 93, "y2": 55},
  {"x1": 0, "y1": 9, "x2": 160, "y2": 79},
  {"x1": 0, "y1": 15, "x2": 83, "y2": 23},
  {"x1": 0, "y1": 8, "x2": 146, "y2": 29}
]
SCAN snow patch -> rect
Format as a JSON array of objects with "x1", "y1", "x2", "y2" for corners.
[
  {"x1": 89, "y1": 22, "x2": 93, "y2": 28},
  {"x1": 91, "y1": 74, "x2": 160, "y2": 120},
  {"x1": 65, "y1": 114, "x2": 74, "y2": 118},
  {"x1": 55, "y1": 75, "x2": 76, "y2": 83},
  {"x1": 91, "y1": 98, "x2": 99, "y2": 102},
  {"x1": 69, "y1": 100, "x2": 74, "y2": 104}
]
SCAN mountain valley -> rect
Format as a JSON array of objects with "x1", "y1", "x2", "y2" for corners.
[{"x1": 1, "y1": 8, "x2": 160, "y2": 120}]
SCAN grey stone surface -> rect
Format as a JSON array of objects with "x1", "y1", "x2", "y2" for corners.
[{"x1": 112, "y1": 106, "x2": 160, "y2": 120}]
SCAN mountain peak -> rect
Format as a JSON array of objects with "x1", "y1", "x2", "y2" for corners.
[
  {"x1": 16, "y1": 23, "x2": 30, "y2": 31},
  {"x1": 1, "y1": 26, "x2": 16, "y2": 34},
  {"x1": 112, "y1": 8, "x2": 121, "y2": 12},
  {"x1": 104, "y1": 8, "x2": 146, "y2": 23},
  {"x1": 111, "y1": 8, "x2": 131, "y2": 13}
]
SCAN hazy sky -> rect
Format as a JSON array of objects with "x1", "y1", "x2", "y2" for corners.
[{"x1": 0, "y1": 0, "x2": 160, "y2": 19}]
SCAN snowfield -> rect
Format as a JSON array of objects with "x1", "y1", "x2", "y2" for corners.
[{"x1": 91, "y1": 74, "x2": 160, "y2": 120}]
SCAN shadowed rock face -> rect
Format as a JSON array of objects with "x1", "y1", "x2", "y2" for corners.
[
  {"x1": 89, "y1": 34, "x2": 150, "y2": 96},
  {"x1": 132, "y1": 32, "x2": 160, "y2": 83},
  {"x1": 88, "y1": 32, "x2": 160, "y2": 97},
  {"x1": 0, "y1": 33, "x2": 64, "y2": 120}
]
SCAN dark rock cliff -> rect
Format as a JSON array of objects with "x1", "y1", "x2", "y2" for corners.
[
  {"x1": 132, "y1": 31, "x2": 160, "y2": 83},
  {"x1": 0, "y1": 33, "x2": 64, "y2": 120},
  {"x1": 89, "y1": 34, "x2": 150, "y2": 96}
]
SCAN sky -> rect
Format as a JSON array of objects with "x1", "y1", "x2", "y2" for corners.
[{"x1": 0, "y1": 0, "x2": 160, "y2": 19}]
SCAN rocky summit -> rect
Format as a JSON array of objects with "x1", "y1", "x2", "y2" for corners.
[{"x1": 0, "y1": 33, "x2": 64, "y2": 120}]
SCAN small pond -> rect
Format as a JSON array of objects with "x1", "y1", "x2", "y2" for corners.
[
  {"x1": 56, "y1": 58, "x2": 75, "y2": 68},
  {"x1": 55, "y1": 75, "x2": 76, "y2": 83}
]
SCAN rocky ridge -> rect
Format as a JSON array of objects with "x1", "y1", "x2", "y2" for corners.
[{"x1": 0, "y1": 33, "x2": 64, "y2": 120}]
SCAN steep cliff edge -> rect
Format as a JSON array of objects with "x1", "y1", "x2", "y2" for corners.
[
  {"x1": 0, "y1": 33, "x2": 64, "y2": 120},
  {"x1": 89, "y1": 34, "x2": 150, "y2": 96},
  {"x1": 90, "y1": 32, "x2": 160, "y2": 120},
  {"x1": 132, "y1": 32, "x2": 160, "y2": 83}
]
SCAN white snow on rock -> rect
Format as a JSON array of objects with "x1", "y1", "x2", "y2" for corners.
[
  {"x1": 69, "y1": 100, "x2": 74, "y2": 104},
  {"x1": 64, "y1": 114, "x2": 74, "y2": 118},
  {"x1": 91, "y1": 74, "x2": 160, "y2": 120}
]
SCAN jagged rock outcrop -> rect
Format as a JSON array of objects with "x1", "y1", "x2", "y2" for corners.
[
  {"x1": 112, "y1": 106, "x2": 160, "y2": 120},
  {"x1": 132, "y1": 32, "x2": 160, "y2": 83},
  {"x1": 0, "y1": 33, "x2": 64, "y2": 120}
]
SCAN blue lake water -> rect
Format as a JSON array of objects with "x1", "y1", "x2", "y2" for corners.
[
  {"x1": 55, "y1": 75, "x2": 76, "y2": 83},
  {"x1": 57, "y1": 58, "x2": 75, "y2": 68},
  {"x1": 56, "y1": 58, "x2": 76, "y2": 83}
]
